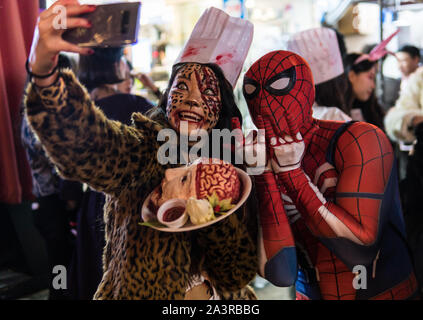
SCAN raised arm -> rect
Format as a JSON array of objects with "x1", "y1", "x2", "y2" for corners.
[
  {"x1": 25, "y1": 1, "x2": 159, "y2": 196},
  {"x1": 232, "y1": 117, "x2": 297, "y2": 287},
  {"x1": 385, "y1": 68, "x2": 423, "y2": 143}
]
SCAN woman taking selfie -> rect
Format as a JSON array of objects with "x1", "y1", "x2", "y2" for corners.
[
  {"x1": 25, "y1": 1, "x2": 257, "y2": 300},
  {"x1": 69, "y1": 46, "x2": 156, "y2": 300}
]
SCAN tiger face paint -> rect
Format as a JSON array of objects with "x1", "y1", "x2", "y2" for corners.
[{"x1": 167, "y1": 63, "x2": 222, "y2": 136}]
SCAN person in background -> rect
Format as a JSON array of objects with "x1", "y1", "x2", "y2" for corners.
[
  {"x1": 133, "y1": 71, "x2": 163, "y2": 101},
  {"x1": 69, "y1": 47, "x2": 155, "y2": 299},
  {"x1": 118, "y1": 57, "x2": 163, "y2": 101},
  {"x1": 397, "y1": 45, "x2": 421, "y2": 92},
  {"x1": 21, "y1": 53, "x2": 83, "y2": 300},
  {"x1": 399, "y1": 122, "x2": 423, "y2": 295},
  {"x1": 384, "y1": 47, "x2": 423, "y2": 298},
  {"x1": 344, "y1": 53, "x2": 386, "y2": 130},
  {"x1": 361, "y1": 42, "x2": 400, "y2": 111},
  {"x1": 384, "y1": 49, "x2": 423, "y2": 180},
  {"x1": 114, "y1": 57, "x2": 133, "y2": 95},
  {"x1": 287, "y1": 27, "x2": 351, "y2": 122}
]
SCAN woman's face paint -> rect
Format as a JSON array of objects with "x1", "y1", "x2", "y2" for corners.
[{"x1": 167, "y1": 63, "x2": 222, "y2": 136}]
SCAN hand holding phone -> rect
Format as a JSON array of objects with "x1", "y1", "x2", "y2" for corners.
[
  {"x1": 28, "y1": 0, "x2": 96, "y2": 87},
  {"x1": 62, "y1": 2, "x2": 141, "y2": 48}
]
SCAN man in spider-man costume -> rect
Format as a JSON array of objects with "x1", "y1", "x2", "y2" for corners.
[{"x1": 240, "y1": 50, "x2": 419, "y2": 300}]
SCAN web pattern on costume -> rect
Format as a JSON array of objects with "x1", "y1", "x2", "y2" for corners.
[
  {"x1": 243, "y1": 51, "x2": 315, "y2": 138},
  {"x1": 243, "y1": 50, "x2": 418, "y2": 300},
  {"x1": 289, "y1": 120, "x2": 417, "y2": 300}
]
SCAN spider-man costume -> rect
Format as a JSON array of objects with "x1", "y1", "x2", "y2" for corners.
[{"x1": 240, "y1": 50, "x2": 419, "y2": 300}]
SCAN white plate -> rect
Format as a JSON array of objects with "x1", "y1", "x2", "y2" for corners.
[{"x1": 141, "y1": 167, "x2": 252, "y2": 232}]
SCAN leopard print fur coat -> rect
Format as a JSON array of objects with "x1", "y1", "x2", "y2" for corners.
[{"x1": 24, "y1": 70, "x2": 258, "y2": 300}]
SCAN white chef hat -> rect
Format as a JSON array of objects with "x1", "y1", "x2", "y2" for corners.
[
  {"x1": 174, "y1": 7, "x2": 254, "y2": 88},
  {"x1": 287, "y1": 27, "x2": 344, "y2": 85}
]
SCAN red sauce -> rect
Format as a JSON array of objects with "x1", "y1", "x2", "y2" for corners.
[{"x1": 163, "y1": 207, "x2": 185, "y2": 222}]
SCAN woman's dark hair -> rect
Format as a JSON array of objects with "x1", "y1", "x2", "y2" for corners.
[
  {"x1": 147, "y1": 62, "x2": 242, "y2": 132},
  {"x1": 315, "y1": 73, "x2": 349, "y2": 114},
  {"x1": 344, "y1": 53, "x2": 385, "y2": 130},
  {"x1": 345, "y1": 52, "x2": 377, "y2": 74},
  {"x1": 334, "y1": 28, "x2": 347, "y2": 62},
  {"x1": 146, "y1": 62, "x2": 243, "y2": 165},
  {"x1": 77, "y1": 47, "x2": 125, "y2": 92},
  {"x1": 312, "y1": 28, "x2": 349, "y2": 114}
]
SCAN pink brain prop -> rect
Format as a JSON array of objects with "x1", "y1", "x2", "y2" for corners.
[{"x1": 195, "y1": 160, "x2": 241, "y2": 204}]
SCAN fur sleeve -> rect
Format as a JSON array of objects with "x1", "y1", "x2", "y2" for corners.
[
  {"x1": 24, "y1": 70, "x2": 160, "y2": 196},
  {"x1": 195, "y1": 207, "x2": 258, "y2": 292}
]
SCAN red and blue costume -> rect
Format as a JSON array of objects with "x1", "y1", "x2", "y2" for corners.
[{"x1": 241, "y1": 50, "x2": 419, "y2": 299}]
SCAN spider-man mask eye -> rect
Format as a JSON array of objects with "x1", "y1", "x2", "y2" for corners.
[
  {"x1": 243, "y1": 77, "x2": 260, "y2": 99},
  {"x1": 264, "y1": 67, "x2": 296, "y2": 96},
  {"x1": 243, "y1": 50, "x2": 315, "y2": 136}
]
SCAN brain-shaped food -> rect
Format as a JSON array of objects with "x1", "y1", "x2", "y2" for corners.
[{"x1": 195, "y1": 160, "x2": 241, "y2": 203}]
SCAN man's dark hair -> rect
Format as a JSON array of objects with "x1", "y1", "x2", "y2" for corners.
[
  {"x1": 398, "y1": 45, "x2": 421, "y2": 59},
  {"x1": 362, "y1": 43, "x2": 377, "y2": 55}
]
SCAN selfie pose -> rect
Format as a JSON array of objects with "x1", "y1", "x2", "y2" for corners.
[
  {"x1": 25, "y1": 1, "x2": 257, "y2": 299},
  {"x1": 241, "y1": 50, "x2": 418, "y2": 300}
]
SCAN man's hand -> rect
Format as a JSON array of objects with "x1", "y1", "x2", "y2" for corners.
[
  {"x1": 231, "y1": 118, "x2": 269, "y2": 175},
  {"x1": 270, "y1": 132, "x2": 305, "y2": 173},
  {"x1": 261, "y1": 116, "x2": 305, "y2": 173}
]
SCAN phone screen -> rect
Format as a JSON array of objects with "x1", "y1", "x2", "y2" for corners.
[{"x1": 62, "y1": 2, "x2": 141, "y2": 48}]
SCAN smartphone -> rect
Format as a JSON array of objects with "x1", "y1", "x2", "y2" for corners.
[{"x1": 62, "y1": 2, "x2": 141, "y2": 48}]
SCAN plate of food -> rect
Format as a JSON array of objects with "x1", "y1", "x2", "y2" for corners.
[{"x1": 140, "y1": 159, "x2": 252, "y2": 232}]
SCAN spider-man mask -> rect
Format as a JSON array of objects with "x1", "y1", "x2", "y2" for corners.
[{"x1": 243, "y1": 51, "x2": 315, "y2": 138}]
